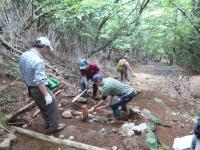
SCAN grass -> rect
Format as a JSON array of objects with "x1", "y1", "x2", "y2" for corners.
[
  {"x1": 0, "y1": 58, "x2": 20, "y2": 80},
  {"x1": 191, "y1": 105, "x2": 200, "y2": 116},
  {"x1": 0, "y1": 90, "x2": 20, "y2": 106},
  {"x1": 0, "y1": 112, "x2": 7, "y2": 124}
]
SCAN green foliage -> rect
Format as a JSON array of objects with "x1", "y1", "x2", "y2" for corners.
[
  {"x1": 0, "y1": 90, "x2": 19, "y2": 106},
  {"x1": 191, "y1": 104, "x2": 200, "y2": 116},
  {"x1": 0, "y1": 112, "x2": 7, "y2": 124}
]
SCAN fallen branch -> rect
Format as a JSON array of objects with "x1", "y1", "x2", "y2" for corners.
[
  {"x1": 0, "y1": 124, "x2": 11, "y2": 133},
  {"x1": 6, "y1": 101, "x2": 35, "y2": 122},
  {"x1": 13, "y1": 126, "x2": 108, "y2": 150},
  {"x1": 72, "y1": 111, "x2": 111, "y2": 122}
]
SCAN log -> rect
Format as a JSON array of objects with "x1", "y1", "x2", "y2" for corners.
[
  {"x1": 13, "y1": 126, "x2": 108, "y2": 150},
  {"x1": 6, "y1": 101, "x2": 35, "y2": 122},
  {"x1": 0, "y1": 124, "x2": 11, "y2": 133},
  {"x1": 72, "y1": 111, "x2": 111, "y2": 122}
]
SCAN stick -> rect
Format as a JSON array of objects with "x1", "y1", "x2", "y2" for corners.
[
  {"x1": 6, "y1": 101, "x2": 35, "y2": 122},
  {"x1": 72, "y1": 111, "x2": 111, "y2": 122},
  {"x1": 72, "y1": 89, "x2": 87, "y2": 103},
  {"x1": 0, "y1": 124, "x2": 11, "y2": 133},
  {"x1": 13, "y1": 126, "x2": 108, "y2": 150}
]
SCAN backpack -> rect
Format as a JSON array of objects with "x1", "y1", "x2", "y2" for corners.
[
  {"x1": 194, "y1": 118, "x2": 200, "y2": 139},
  {"x1": 117, "y1": 59, "x2": 126, "y2": 71}
]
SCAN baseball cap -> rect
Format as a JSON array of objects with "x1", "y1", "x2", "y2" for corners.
[
  {"x1": 37, "y1": 37, "x2": 54, "y2": 51},
  {"x1": 80, "y1": 59, "x2": 88, "y2": 70}
]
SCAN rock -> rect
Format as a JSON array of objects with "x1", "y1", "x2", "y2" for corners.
[
  {"x1": 124, "y1": 137, "x2": 139, "y2": 150},
  {"x1": 88, "y1": 119, "x2": 95, "y2": 123},
  {"x1": 112, "y1": 129, "x2": 118, "y2": 133},
  {"x1": 22, "y1": 124, "x2": 28, "y2": 128},
  {"x1": 119, "y1": 123, "x2": 135, "y2": 137},
  {"x1": 58, "y1": 103, "x2": 62, "y2": 107},
  {"x1": 93, "y1": 112, "x2": 97, "y2": 115},
  {"x1": 112, "y1": 146, "x2": 118, "y2": 150},
  {"x1": 98, "y1": 128, "x2": 107, "y2": 136},
  {"x1": 127, "y1": 130, "x2": 135, "y2": 137},
  {"x1": 59, "y1": 135, "x2": 64, "y2": 139},
  {"x1": 62, "y1": 111, "x2": 72, "y2": 119},
  {"x1": 142, "y1": 109, "x2": 151, "y2": 116},
  {"x1": 76, "y1": 116, "x2": 80, "y2": 119},
  {"x1": 138, "y1": 123, "x2": 147, "y2": 133},
  {"x1": 180, "y1": 124, "x2": 185, "y2": 128},
  {"x1": 132, "y1": 126, "x2": 141, "y2": 135},
  {"x1": 58, "y1": 107, "x2": 64, "y2": 111},
  {"x1": 68, "y1": 136, "x2": 74, "y2": 140},
  {"x1": 0, "y1": 133, "x2": 17, "y2": 149},
  {"x1": 172, "y1": 112, "x2": 177, "y2": 116}
]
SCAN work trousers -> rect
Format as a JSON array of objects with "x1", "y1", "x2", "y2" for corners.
[
  {"x1": 110, "y1": 91, "x2": 135, "y2": 118},
  {"x1": 28, "y1": 86, "x2": 58, "y2": 129}
]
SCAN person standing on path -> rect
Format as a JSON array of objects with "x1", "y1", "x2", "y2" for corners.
[
  {"x1": 19, "y1": 37, "x2": 65, "y2": 132},
  {"x1": 117, "y1": 54, "x2": 134, "y2": 81}
]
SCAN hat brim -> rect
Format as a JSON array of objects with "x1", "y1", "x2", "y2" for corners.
[{"x1": 80, "y1": 65, "x2": 87, "y2": 70}]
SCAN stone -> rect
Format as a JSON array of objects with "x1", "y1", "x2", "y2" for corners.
[
  {"x1": 98, "y1": 128, "x2": 107, "y2": 136},
  {"x1": 132, "y1": 126, "x2": 141, "y2": 135},
  {"x1": 58, "y1": 103, "x2": 62, "y2": 107},
  {"x1": 112, "y1": 146, "x2": 118, "y2": 150},
  {"x1": 112, "y1": 129, "x2": 118, "y2": 133},
  {"x1": 119, "y1": 123, "x2": 135, "y2": 137},
  {"x1": 124, "y1": 137, "x2": 139, "y2": 150},
  {"x1": 142, "y1": 109, "x2": 151, "y2": 116},
  {"x1": 22, "y1": 124, "x2": 28, "y2": 128},
  {"x1": 68, "y1": 136, "x2": 74, "y2": 140},
  {"x1": 62, "y1": 111, "x2": 72, "y2": 119},
  {"x1": 59, "y1": 135, "x2": 64, "y2": 139},
  {"x1": 138, "y1": 123, "x2": 147, "y2": 133},
  {"x1": 76, "y1": 116, "x2": 80, "y2": 119},
  {"x1": 88, "y1": 119, "x2": 95, "y2": 123},
  {"x1": 0, "y1": 133, "x2": 17, "y2": 149},
  {"x1": 127, "y1": 130, "x2": 135, "y2": 137}
]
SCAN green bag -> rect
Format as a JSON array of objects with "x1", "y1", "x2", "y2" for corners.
[{"x1": 47, "y1": 77, "x2": 60, "y2": 90}]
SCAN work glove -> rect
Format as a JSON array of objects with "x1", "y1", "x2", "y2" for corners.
[{"x1": 44, "y1": 94, "x2": 53, "y2": 105}]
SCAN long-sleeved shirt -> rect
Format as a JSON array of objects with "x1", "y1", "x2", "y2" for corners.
[
  {"x1": 19, "y1": 48, "x2": 48, "y2": 86},
  {"x1": 80, "y1": 63, "x2": 100, "y2": 80},
  {"x1": 101, "y1": 77, "x2": 134, "y2": 100}
]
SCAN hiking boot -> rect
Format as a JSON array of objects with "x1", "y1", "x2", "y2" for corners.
[{"x1": 48, "y1": 123, "x2": 66, "y2": 133}]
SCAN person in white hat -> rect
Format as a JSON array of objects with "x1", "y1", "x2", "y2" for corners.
[{"x1": 19, "y1": 37, "x2": 65, "y2": 132}]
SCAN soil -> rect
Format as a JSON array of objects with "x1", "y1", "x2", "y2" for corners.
[{"x1": 0, "y1": 49, "x2": 200, "y2": 150}]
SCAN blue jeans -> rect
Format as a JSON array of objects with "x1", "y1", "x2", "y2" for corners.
[{"x1": 110, "y1": 91, "x2": 135, "y2": 118}]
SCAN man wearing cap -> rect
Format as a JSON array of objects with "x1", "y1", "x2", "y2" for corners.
[
  {"x1": 89, "y1": 74, "x2": 136, "y2": 120},
  {"x1": 19, "y1": 37, "x2": 65, "y2": 132},
  {"x1": 79, "y1": 59, "x2": 100, "y2": 101}
]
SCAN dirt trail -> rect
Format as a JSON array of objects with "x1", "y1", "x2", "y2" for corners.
[{"x1": 1, "y1": 49, "x2": 200, "y2": 150}]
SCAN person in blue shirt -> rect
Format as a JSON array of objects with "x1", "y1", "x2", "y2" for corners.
[{"x1": 19, "y1": 37, "x2": 65, "y2": 132}]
